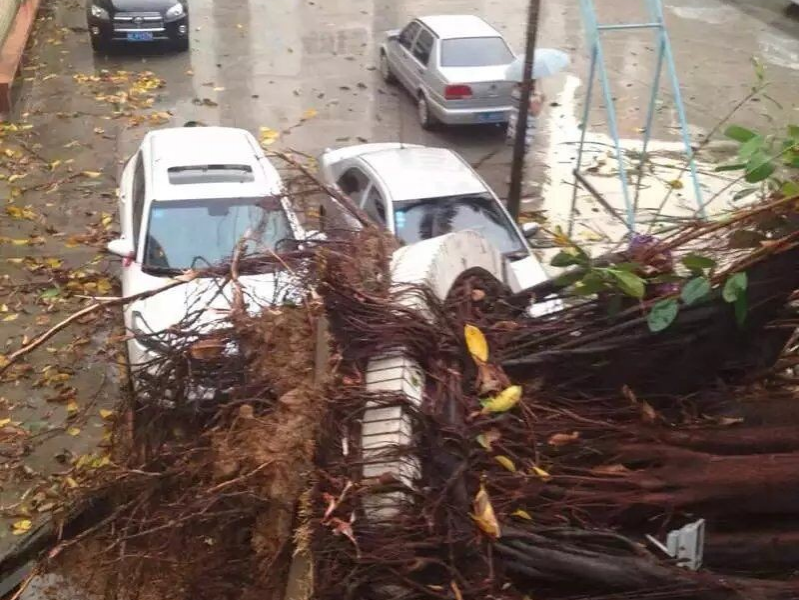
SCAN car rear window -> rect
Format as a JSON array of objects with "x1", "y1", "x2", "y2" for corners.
[
  {"x1": 168, "y1": 165, "x2": 254, "y2": 185},
  {"x1": 440, "y1": 37, "x2": 514, "y2": 67}
]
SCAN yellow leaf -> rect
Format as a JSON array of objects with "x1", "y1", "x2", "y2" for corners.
[
  {"x1": 464, "y1": 324, "x2": 488, "y2": 363},
  {"x1": 481, "y1": 385, "x2": 522, "y2": 414},
  {"x1": 0, "y1": 355, "x2": 8, "y2": 368},
  {"x1": 67, "y1": 426, "x2": 81, "y2": 436},
  {"x1": 6, "y1": 258, "x2": 23, "y2": 264},
  {"x1": 512, "y1": 509, "x2": 532, "y2": 521},
  {"x1": 259, "y1": 126, "x2": 280, "y2": 145},
  {"x1": 64, "y1": 476, "x2": 79, "y2": 489},
  {"x1": 44, "y1": 257, "x2": 63, "y2": 269},
  {"x1": 12, "y1": 519, "x2": 32, "y2": 535},
  {"x1": 471, "y1": 483, "x2": 500, "y2": 539},
  {"x1": 476, "y1": 428, "x2": 501, "y2": 451},
  {"x1": 495, "y1": 455, "x2": 516, "y2": 472},
  {"x1": 0, "y1": 418, "x2": 11, "y2": 427},
  {"x1": 99, "y1": 408, "x2": 114, "y2": 420},
  {"x1": 668, "y1": 179, "x2": 684, "y2": 190},
  {"x1": 530, "y1": 465, "x2": 551, "y2": 481},
  {"x1": 82, "y1": 171, "x2": 102, "y2": 179},
  {"x1": 49, "y1": 159, "x2": 62, "y2": 171},
  {"x1": 66, "y1": 401, "x2": 79, "y2": 415},
  {"x1": 302, "y1": 108, "x2": 318, "y2": 120},
  {"x1": 3, "y1": 313, "x2": 19, "y2": 322},
  {"x1": 551, "y1": 225, "x2": 572, "y2": 247}
]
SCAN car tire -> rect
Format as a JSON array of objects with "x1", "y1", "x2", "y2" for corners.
[
  {"x1": 174, "y1": 37, "x2": 190, "y2": 52},
  {"x1": 380, "y1": 52, "x2": 396, "y2": 84},
  {"x1": 417, "y1": 94, "x2": 436, "y2": 130}
]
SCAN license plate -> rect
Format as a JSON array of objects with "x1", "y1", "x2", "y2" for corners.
[
  {"x1": 127, "y1": 31, "x2": 154, "y2": 42},
  {"x1": 477, "y1": 112, "x2": 504, "y2": 123}
]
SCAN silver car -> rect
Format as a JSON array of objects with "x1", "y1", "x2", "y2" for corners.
[
  {"x1": 380, "y1": 15, "x2": 516, "y2": 129},
  {"x1": 317, "y1": 143, "x2": 549, "y2": 293}
]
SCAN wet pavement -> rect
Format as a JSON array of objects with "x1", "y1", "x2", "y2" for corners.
[{"x1": 1, "y1": 0, "x2": 798, "y2": 583}]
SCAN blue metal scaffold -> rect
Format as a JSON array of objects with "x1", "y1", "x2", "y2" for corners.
[{"x1": 573, "y1": 0, "x2": 705, "y2": 233}]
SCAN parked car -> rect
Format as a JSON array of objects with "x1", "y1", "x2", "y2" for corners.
[
  {"x1": 106, "y1": 127, "x2": 304, "y2": 378},
  {"x1": 86, "y1": 0, "x2": 189, "y2": 52},
  {"x1": 380, "y1": 15, "x2": 517, "y2": 129},
  {"x1": 317, "y1": 143, "x2": 550, "y2": 293}
]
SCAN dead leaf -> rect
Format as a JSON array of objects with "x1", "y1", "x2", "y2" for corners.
[
  {"x1": 302, "y1": 108, "x2": 318, "y2": 120},
  {"x1": 0, "y1": 418, "x2": 11, "y2": 427},
  {"x1": 12, "y1": 519, "x2": 32, "y2": 535},
  {"x1": 450, "y1": 581, "x2": 464, "y2": 600},
  {"x1": 548, "y1": 432, "x2": 580, "y2": 447},
  {"x1": 67, "y1": 426, "x2": 81, "y2": 437},
  {"x1": 464, "y1": 324, "x2": 488, "y2": 363},
  {"x1": 591, "y1": 463, "x2": 630, "y2": 476},
  {"x1": 99, "y1": 409, "x2": 115, "y2": 420},
  {"x1": 718, "y1": 416, "x2": 744, "y2": 426},
  {"x1": 530, "y1": 465, "x2": 551, "y2": 480},
  {"x1": 2, "y1": 313, "x2": 19, "y2": 322},
  {"x1": 476, "y1": 428, "x2": 501, "y2": 451},
  {"x1": 81, "y1": 171, "x2": 102, "y2": 179},
  {"x1": 66, "y1": 401, "x2": 79, "y2": 415},
  {"x1": 471, "y1": 483, "x2": 500, "y2": 539},
  {"x1": 495, "y1": 455, "x2": 516, "y2": 472},
  {"x1": 511, "y1": 509, "x2": 532, "y2": 521},
  {"x1": 259, "y1": 127, "x2": 280, "y2": 147},
  {"x1": 481, "y1": 385, "x2": 522, "y2": 414},
  {"x1": 668, "y1": 179, "x2": 684, "y2": 190},
  {"x1": 641, "y1": 400, "x2": 658, "y2": 424}
]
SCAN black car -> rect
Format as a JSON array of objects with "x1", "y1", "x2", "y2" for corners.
[{"x1": 86, "y1": 0, "x2": 189, "y2": 52}]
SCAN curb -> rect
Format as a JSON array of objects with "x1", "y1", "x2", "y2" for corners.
[{"x1": 0, "y1": 0, "x2": 42, "y2": 115}]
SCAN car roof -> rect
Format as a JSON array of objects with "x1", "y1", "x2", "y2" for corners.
[
  {"x1": 417, "y1": 15, "x2": 501, "y2": 40},
  {"x1": 358, "y1": 146, "x2": 488, "y2": 202},
  {"x1": 143, "y1": 127, "x2": 282, "y2": 201}
]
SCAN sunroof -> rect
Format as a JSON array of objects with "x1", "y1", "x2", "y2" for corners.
[{"x1": 168, "y1": 164, "x2": 255, "y2": 185}]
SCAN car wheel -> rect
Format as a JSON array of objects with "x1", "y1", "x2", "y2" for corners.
[
  {"x1": 380, "y1": 52, "x2": 396, "y2": 84},
  {"x1": 417, "y1": 94, "x2": 436, "y2": 130}
]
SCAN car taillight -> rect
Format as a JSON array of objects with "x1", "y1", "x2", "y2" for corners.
[{"x1": 445, "y1": 84, "x2": 473, "y2": 100}]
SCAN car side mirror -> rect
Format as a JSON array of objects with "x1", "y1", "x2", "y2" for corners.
[
  {"x1": 387, "y1": 32, "x2": 399, "y2": 41},
  {"x1": 107, "y1": 237, "x2": 134, "y2": 258},
  {"x1": 521, "y1": 222, "x2": 540, "y2": 241}
]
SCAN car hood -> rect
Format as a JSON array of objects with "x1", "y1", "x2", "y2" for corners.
[
  {"x1": 97, "y1": 0, "x2": 179, "y2": 12},
  {"x1": 129, "y1": 272, "x2": 289, "y2": 335}
]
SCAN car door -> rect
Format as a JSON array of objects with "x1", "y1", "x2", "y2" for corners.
[
  {"x1": 360, "y1": 182, "x2": 392, "y2": 232},
  {"x1": 120, "y1": 152, "x2": 147, "y2": 330},
  {"x1": 392, "y1": 21, "x2": 421, "y2": 90},
  {"x1": 408, "y1": 26, "x2": 435, "y2": 95}
]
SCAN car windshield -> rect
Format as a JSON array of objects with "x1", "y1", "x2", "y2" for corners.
[
  {"x1": 143, "y1": 197, "x2": 293, "y2": 273},
  {"x1": 440, "y1": 37, "x2": 514, "y2": 67},
  {"x1": 393, "y1": 194, "x2": 526, "y2": 255}
]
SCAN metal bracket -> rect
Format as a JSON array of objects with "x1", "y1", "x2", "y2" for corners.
[{"x1": 646, "y1": 518, "x2": 706, "y2": 570}]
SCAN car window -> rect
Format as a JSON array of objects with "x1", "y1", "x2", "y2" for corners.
[
  {"x1": 398, "y1": 21, "x2": 421, "y2": 50},
  {"x1": 393, "y1": 194, "x2": 526, "y2": 255},
  {"x1": 412, "y1": 29, "x2": 434, "y2": 65},
  {"x1": 132, "y1": 153, "x2": 146, "y2": 249},
  {"x1": 337, "y1": 167, "x2": 371, "y2": 204},
  {"x1": 143, "y1": 197, "x2": 292, "y2": 272},
  {"x1": 440, "y1": 37, "x2": 514, "y2": 67},
  {"x1": 361, "y1": 185, "x2": 387, "y2": 226}
]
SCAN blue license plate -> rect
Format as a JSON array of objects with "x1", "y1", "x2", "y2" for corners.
[
  {"x1": 127, "y1": 32, "x2": 154, "y2": 42},
  {"x1": 477, "y1": 111, "x2": 504, "y2": 123}
]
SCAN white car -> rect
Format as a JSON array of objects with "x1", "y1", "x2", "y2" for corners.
[
  {"x1": 106, "y1": 126, "x2": 304, "y2": 378},
  {"x1": 380, "y1": 15, "x2": 516, "y2": 128},
  {"x1": 317, "y1": 143, "x2": 549, "y2": 292}
]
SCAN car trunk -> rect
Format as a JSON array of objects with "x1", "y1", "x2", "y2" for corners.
[{"x1": 438, "y1": 65, "x2": 514, "y2": 109}]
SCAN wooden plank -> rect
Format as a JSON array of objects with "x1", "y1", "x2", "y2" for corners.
[{"x1": 0, "y1": 0, "x2": 42, "y2": 113}]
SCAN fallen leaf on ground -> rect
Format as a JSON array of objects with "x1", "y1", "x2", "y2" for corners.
[
  {"x1": 548, "y1": 431, "x2": 580, "y2": 447},
  {"x1": 0, "y1": 418, "x2": 11, "y2": 427},
  {"x1": 12, "y1": 519, "x2": 32, "y2": 535},
  {"x1": 99, "y1": 409, "x2": 114, "y2": 420},
  {"x1": 471, "y1": 483, "x2": 500, "y2": 539},
  {"x1": 67, "y1": 426, "x2": 81, "y2": 436},
  {"x1": 476, "y1": 428, "x2": 501, "y2": 450},
  {"x1": 495, "y1": 455, "x2": 516, "y2": 472},
  {"x1": 81, "y1": 171, "x2": 102, "y2": 179}
]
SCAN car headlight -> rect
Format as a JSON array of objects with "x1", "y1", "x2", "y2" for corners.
[
  {"x1": 90, "y1": 5, "x2": 110, "y2": 20},
  {"x1": 165, "y1": 3, "x2": 185, "y2": 19}
]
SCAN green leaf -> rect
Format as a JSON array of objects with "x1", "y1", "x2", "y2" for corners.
[
  {"x1": 724, "y1": 125, "x2": 758, "y2": 144},
  {"x1": 732, "y1": 187, "x2": 758, "y2": 202},
  {"x1": 737, "y1": 135, "x2": 764, "y2": 160},
  {"x1": 553, "y1": 270, "x2": 584, "y2": 288},
  {"x1": 680, "y1": 276, "x2": 711, "y2": 306},
  {"x1": 744, "y1": 152, "x2": 775, "y2": 183},
  {"x1": 573, "y1": 272, "x2": 605, "y2": 296},
  {"x1": 648, "y1": 299, "x2": 679, "y2": 333},
  {"x1": 734, "y1": 294, "x2": 748, "y2": 327},
  {"x1": 722, "y1": 272, "x2": 748, "y2": 303},
  {"x1": 782, "y1": 181, "x2": 799, "y2": 197},
  {"x1": 551, "y1": 251, "x2": 587, "y2": 268},
  {"x1": 39, "y1": 288, "x2": 60, "y2": 299},
  {"x1": 714, "y1": 162, "x2": 747, "y2": 173},
  {"x1": 607, "y1": 269, "x2": 645, "y2": 299},
  {"x1": 681, "y1": 253, "x2": 716, "y2": 272},
  {"x1": 609, "y1": 261, "x2": 642, "y2": 272}
]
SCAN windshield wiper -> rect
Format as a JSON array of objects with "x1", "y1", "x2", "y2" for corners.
[
  {"x1": 504, "y1": 249, "x2": 530, "y2": 261},
  {"x1": 143, "y1": 265, "x2": 183, "y2": 276}
]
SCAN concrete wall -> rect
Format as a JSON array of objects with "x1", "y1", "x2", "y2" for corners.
[{"x1": 361, "y1": 231, "x2": 507, "y2": 520}]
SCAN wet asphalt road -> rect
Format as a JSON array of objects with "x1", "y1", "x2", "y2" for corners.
[{"x1": 1, "y1": 0, "x2": 798, "y2": 573}]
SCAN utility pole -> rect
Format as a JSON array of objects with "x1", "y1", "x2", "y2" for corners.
[{"x1": 507, "y1": 0, "x2": 542, "y2": 221}]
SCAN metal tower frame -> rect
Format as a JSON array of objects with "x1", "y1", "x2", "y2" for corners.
[{"x1": 573, "y1": 0, "x2": 705, "y2": 232}]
